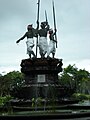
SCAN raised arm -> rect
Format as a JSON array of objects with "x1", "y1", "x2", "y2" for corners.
[{"x1": 16, "y1": 33, "x2": 27, "y2": 43}]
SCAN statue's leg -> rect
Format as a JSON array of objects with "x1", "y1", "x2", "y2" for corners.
[
  {"x1": 41, "y1": 53, "x2": 44, "y2": 59},
  {"x1": 29, "y1": 54, "x2": 31, "y2": 58},
  {"x1": 31, "y1": 51, "x2": 36, "y2": 58},
  {"x1": 52, "y1": 53, "x2": 55, "y2": 58},
  {"x1": 28, "y1": 45, "x2": 36, "y2": 58}
]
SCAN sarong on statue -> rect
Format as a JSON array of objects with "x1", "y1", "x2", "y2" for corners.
[
  {"x1": 47, "y1": 40, "x2": 56, "y2": 56},
  {"x1": 38, "y1": 37, "x2": 48, "y2": 55},
  {"x1": 26, "y1": 38, "x2": 34, "y2": 55}
]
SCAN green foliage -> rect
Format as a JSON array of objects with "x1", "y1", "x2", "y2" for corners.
[
  {"x1": 0, "y1": 71, "x2": 24, "y2": 96},
  {"x1": 0, "y1": 95, "x2": 13, "y2": 106},
  {"x1": 0, "y1": 95, "x2": 13, "y2": 115},
  {"x1": 9, "y1": 71, "x2": 25, "y2": 97},
  {"x1": 35, "y1": 97, "x2": 42, "y2": 106},
  {"x1": 59, "y1": 64, "x2": 90, "y2": 94},
  {"x1": 4, "y1": 71, "x2": 24, "y2": 83},
  {"x1": 71, "y1": 93, "x2": 90, "y2": 101},
  {"x1": 59, "y1": 64, "x2": 78, "y2": 93},
  {"x1": 64, "y1": 64, "x2": 78, "y2": 75}
]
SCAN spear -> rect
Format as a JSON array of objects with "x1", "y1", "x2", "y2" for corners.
[
  {"x1": 36, "y1": 0, "x2": 40, "y2": 57},
  {"x1": 52, "y1": 0, "x2": 57, "y2": 48},
  {"x1": 45, "y1": 10, "x2": 48, "y2": 23}
]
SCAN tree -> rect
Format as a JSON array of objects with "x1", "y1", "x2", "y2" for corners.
[
  {"x1": 59, "y1": 64, "x2": 78, "y2": 91},
  {"x1": 0, "y1": 71, "x2": 24, "y2": 96},
  {"x1": 77, "y1": 69, "x2": 90, "y2": 94},
  {"x1": 59, "y1": 64, "x2": 90, "y2": 94}
]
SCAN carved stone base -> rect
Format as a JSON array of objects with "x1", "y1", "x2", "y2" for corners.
[{"x1": 12, "y1": 58, "x2": 63, "y2": 100}]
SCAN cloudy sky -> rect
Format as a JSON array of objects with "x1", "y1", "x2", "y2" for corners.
[{"x1": 0, "y1": 0, "x2": 90, "y2": 74}]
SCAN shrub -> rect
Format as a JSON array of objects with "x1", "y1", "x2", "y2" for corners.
[{"x1": 71, "y1": 93, "x2": 90, "y2": 101}]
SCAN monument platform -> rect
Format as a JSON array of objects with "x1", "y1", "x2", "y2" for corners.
[
  {"x1": 11, "y1": 58, "x2": 65, "y2": 100},
  {"x1": 21, "y1": 58, "x2": 63, "y2": 74}
]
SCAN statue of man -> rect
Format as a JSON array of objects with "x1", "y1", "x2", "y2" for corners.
[
  {"x1": 37, "y1": 21, "x2": 49, "y2": 58},
  {"x1": 47, "y1": 28, "x2": 57, "y2": 58},
  {"x1": 16, "y1": 24, "x2": 38, "y2": 59}
]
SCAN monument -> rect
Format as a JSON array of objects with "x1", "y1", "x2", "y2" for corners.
[
  {"x1": 3, "y1": 1, "x2": 90, "y2": 119},
  {"x1": 11, "y1": 0, "x2": 67, "y2": 107}
]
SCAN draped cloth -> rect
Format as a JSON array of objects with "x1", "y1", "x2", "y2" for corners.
[
  {"x1": 26, "y1": 38, "x2": 34, "y2": 55},
  {"x1": 38, "y1": 37, "x2": 48, "y2": 56},
  {"x1": 47, "y1": 40, "x2": 56, "y2": 56}
]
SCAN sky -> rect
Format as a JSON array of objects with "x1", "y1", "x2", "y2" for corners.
[{"x1": 0, "y1": 0, "x2": 90, "y2": 75}]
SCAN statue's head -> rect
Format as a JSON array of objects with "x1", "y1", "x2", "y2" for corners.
[
  {"x1": 27, "y1": 24, "x2": 33, "y2": 30},
  {"x1": 49, "y1": 29, "x2": 53, "y2": 34},
  {"x1": 41, "y1": 22, "x2": 46, "y2": 28}
]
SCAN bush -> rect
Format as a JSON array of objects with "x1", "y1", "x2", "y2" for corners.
[
  {"x1": 0, "y1": 95, "x2": 13, "y2": 106},
  {"x1": 71, "y1": 93, "x2": 90, "y2": 101}
]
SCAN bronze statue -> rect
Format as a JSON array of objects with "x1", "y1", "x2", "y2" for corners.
[
  {"x1": 37, "y1": 21, "x2": 49, "y2": 58},
  {"x1": 47, "y1": 1, "x2": 57, "y2": 59},
  {"x1": 47, "y1": 28, "x2": 57, "y2": 58},
  {"x1": 16, "y1": 0, "x2": 57, "y2": 60},
  {"x1": 16, "y1": 24, "x2": 38, "y2": 59}
]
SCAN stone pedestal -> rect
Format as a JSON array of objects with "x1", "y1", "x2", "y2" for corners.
[{"x1": 16, "y1": 58, "x2": 63, "y2": 100}]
